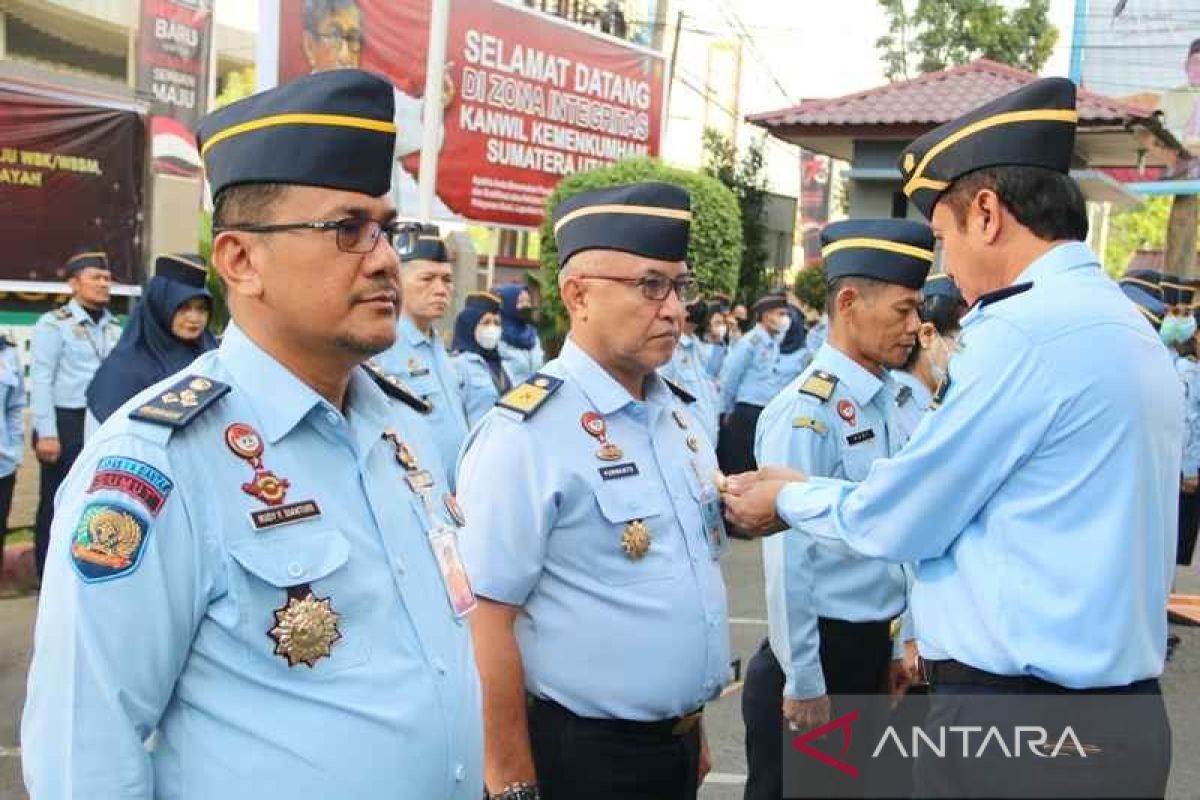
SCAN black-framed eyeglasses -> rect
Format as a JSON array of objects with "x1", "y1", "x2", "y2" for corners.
[
  {"x1": 316, "y1": 29, "x2": 363, "y2": 54},
  {"x1": 214, "y1": 218, "x2": 422, "y2": 255},
  {"x1": 575, "y1": 271, "x2": 700, "y2": 304}
]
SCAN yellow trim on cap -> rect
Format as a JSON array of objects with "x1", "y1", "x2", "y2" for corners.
[
  {"x1": 1119, "y1": 277, "x2": 1164, "y2": 295},
  {"x1": 553, "y1": 204, "x2": 692, "y2": 235},
  {"x1": 926, "y1": 272, "x2": 950, "y2": 281},
  {"x1": 66, "y1": 251, "x2": 107, "y2": 264},
  {"x1": 1137, "y1": 306, "x2": 1163, "y2": 327},
  {"x1": 158, "y1": 253, "x2": 206, "y2": 272},
  {"x1": 902, "y1": 108, "x2": 1079, "y2": 199},
  {"x1": 821, "y1": 237, "x2": 935, "y2": 263},
  {"x1": 468, "y1": 291, "x2": 502, "y2": 303},
  {"x1": 200, "y1": 113, "x2": 397, "y2": 156}
]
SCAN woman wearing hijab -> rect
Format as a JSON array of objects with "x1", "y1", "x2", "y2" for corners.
[
  {"x1": 451, "y1": 291, "x2": 513, "y2": 427},
  {"x1": 86, "y1": 253, "x2": 217, "y2": 429},
  {"x1": 494, "y1": 283, "x2": 544, "y2": 385}
]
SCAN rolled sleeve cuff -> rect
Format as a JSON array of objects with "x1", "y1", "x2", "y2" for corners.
[
  {"x1": 33, "y1": 414, "x2": 56, "y2": 439},
  {"x1": 784, "y1": 663, "x2": 827, "y2": 701},
  {"x1": 777, "y1": 478, "x2": 850, "y2": 536}
]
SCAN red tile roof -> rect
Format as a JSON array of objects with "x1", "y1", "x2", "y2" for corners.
[{"x1": 748, "y1": 59, "x2": 1153, "y2": 130}]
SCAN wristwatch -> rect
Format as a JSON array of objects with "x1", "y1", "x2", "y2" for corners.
[{"x1": 488, "y1": 782, "x2": 540, "y2": 800}]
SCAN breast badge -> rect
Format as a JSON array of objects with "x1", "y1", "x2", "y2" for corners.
[
  {"x1": 226, "y1": 423, "x2": 290, "y2": 506},
  {"x1": 581, "y1": 411, "x2": 623, "y2": 461},
  {"x1": 269, "y1": 589, "x2": 342, "y2": 668},
  {"x1": 621, "y1": 519, "x2": 652, "y2": 560}
]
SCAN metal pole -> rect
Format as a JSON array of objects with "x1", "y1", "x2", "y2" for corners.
[
  {"x1": 664, "y1": 11, "x2": 683, "y2": 116},
  {"x1": 1068, "y1": 0, "x2": 1087, "y2": 84},
  {"x1": 256, "y1": 0, "x2": 281, "y2": 91},
  {"x1": 418, "y1": 0, "x2": 452, "y2": 223}
]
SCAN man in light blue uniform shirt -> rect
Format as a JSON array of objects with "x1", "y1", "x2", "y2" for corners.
[
  {"x1": 0, "y1": 335, "x2": 26, "y2": 577},
  {"x1": 742, "y1": 219, "x2": 932, "y2": 800},
  {"x1": 723, "y1": 78, "x2": 1179, "y2": 797},
  {"x1": 458, "y1": 182, "x2": 737, "y2": 800},
  {"x1": 22, "y1": 69, "x2": 482, "y2": 800},
  {"x1": 661, "y1": 299, "x2": 721, "y2": 442},
  {"x1": 375, "y1": 226, "x2": 468, "y2": 486},
  {"x1": 30, "y1": 248, "x2": 122, "y2": 578},
  {"x1": 717, "y1": 293, "x2": 802, "y2": 478}
]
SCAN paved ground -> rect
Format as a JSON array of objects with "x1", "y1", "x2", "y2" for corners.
[{"x1": 0, "y1": 538, "x2": 1194, "y2": 799}]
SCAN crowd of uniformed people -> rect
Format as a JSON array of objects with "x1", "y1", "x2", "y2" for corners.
[{"x1": 12, "y1": 64, "x2": 1193, "y2": 800}]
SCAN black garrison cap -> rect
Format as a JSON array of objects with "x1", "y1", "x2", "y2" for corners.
[
  {"x1": 552, "y1": 182, "x2": 691, "y2": 267},
  {"x1": 401, "y1": 224, "x2": 450, "y2": 264},
  {"x1": 821, "y1": 219, "x2": 935, "y2": 289},
  {"x1": 154, "y1": 253, "x2": 208, "y2": 289}
]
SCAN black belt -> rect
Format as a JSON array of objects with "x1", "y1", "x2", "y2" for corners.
[
  {"x1": 528, "y1": 696, "x2": 703, "y2": 737},
  {"x1": 920, "y1": 658, "x2": 1160, "y2": 695}
]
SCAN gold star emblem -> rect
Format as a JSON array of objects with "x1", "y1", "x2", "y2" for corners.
[
  {"x1": 269, "y1": 591, "x2": 342, "y2": 668},
  {"x1": 621, "y1": 519, "x2": 652, "y2": 560}
]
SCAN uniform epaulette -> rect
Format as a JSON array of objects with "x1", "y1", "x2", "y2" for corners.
[
  {"x1": 931, "y1": 375, "x2": 951, "y2": 410},
  {"x1": 975, "y1": 282, "x2": 1033, "y2": 310},
  {"x1": 798, "y1": 370, "x2": 838, "y2": 402},
  {"x1": 361, "y1": 361, "x2": 432, "y2": 414},
  {"x1": 662, "y1": 377, "x2": 696, "y2": 404},
  {"x1": 497, "y1": 372, "x2": 563, "y2": 419},
  {"x1": 129, "y1": 375, "x2": 230, "y2": 428},
  {"x1": 52, "y1": 306, "x2": 72, "y2": 320},
  {"x1": 895, "y1": 385, "x2": 913, "y2": 407}
]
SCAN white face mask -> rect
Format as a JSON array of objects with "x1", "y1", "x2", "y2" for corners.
[
  {"x1": 713, "y1": 324, "x2": 728, "y2": 341},
  {"x1": 926, "y1": 333, "x2": 954, "y2": 386},
  {"x1": 475, "y1": 324, "x2": 502, "y2": 351},
  {"x1": 771, "y1": 313, "x2": 792, "y2": 336}
]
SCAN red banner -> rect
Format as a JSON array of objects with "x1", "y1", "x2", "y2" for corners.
[
  {"x1": 138, "y1": 0, "x2": 212, "y2": 175},
  {"x1": 798, "y1": 150, "x2": 831, "y2": 266},
  {"x1": 0, "y1": 85, "x2": 144, "y2": 284},
  {"x1": 279, "y1": 0, "x2": 666, "y2": 227}
]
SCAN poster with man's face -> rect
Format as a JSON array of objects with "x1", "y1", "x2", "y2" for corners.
[{"x1": 1079, "y1": 1, "x2": 1200, "y2": 176}]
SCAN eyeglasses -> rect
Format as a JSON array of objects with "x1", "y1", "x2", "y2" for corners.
[
  {"x1": 214, "y1": 218, "x2": 422, "y2": 255},
  {"x1": 316, "y1": 29, "x2": 363, "y2": 54},
  {"x1": 575, "y1": 272, "x2": 700, "y2": 304}
]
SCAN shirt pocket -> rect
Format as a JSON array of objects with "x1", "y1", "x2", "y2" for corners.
[
  {"x1": 227, "y1": 527, "x2": 370, "y2": 675},
  {"x1": 840, "y1": 436, "x2": 877, "y2": 481},
  {"x1": 589, "y1": 478, "x2": 681, "y2": 586}
]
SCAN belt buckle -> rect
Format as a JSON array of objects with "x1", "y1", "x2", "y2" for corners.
[{"x1": 671, "y1": 711, "x2": 703, "y2": 736}]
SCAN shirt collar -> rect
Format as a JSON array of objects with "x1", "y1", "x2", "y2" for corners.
[
  {"x1": 401, "y1": 314, "x2": 434, "y2": 346},
  {"x1": 68, "y1": 298, "x2": 110, "y2": 325},
  {"x1": 219, "y1": 323, "x2": 390, "y2": 445},
  {"x1": 559, "y1": 337, "x2": 670, "y2": 415},
  {"x1": 1013, "y1": 241, "x2": 1097, "y2": 285},
  {"x1": 812, "y1": 342, "x2": 885, "y2": 407}
]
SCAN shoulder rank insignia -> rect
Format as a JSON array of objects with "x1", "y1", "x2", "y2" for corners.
[
  {"x1": 974, "y1": 282, "x2": 1033, "y2": 311},
  {"x1": 129, "y1": 375, "x2": 230, "y2": 428},
  {"x1": 361, "y1": 361, "x2": 432, "y2": 414},
  {"x1": 52, "y1": 306, "x2": 73, "y2": 320},
  {"x1": 931, "y1": 375, "x2": 952, "y2": 410},
  {"x1": 662, "y1": 377, "x2": 696, "y2": 404},
  {"x1": 793, "y1": 416, "x2": 827, "y2": 434},
  {"x1": 895, "y1": 385, "x2": 913, "y2": 406},
  {"x1": 497, "y1": 372, "x2": 563, "y2": 419},
  {"x1": 799, "y1": 370, "x2": 838, "y2": 402}
]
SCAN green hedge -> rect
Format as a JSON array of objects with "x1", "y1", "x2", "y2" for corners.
[{"x1": 537, "y1": 158, "x2": 743, "y2": 343}]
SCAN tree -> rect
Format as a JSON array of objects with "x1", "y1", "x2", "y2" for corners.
[
  {"x1": 793, "y1": 261, "x2": 827, "y2": 314},
  {"x1": 701, "y1": 128, "x2": 769, "y2": 307},
  {"x1": 537, "y1": 157, "x2": 742, "y2": 348},
  {"x1": 876, "y1": 0, "x2": 1058, "y2": 82},
  {"x1": 1104, "y1": 196, "x2": 1173, "y2": 277}
]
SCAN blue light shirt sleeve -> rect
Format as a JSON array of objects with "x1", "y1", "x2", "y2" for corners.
[
  {"x1": 718, "y1": 335, "x2": 753, "y2": 415},
  {"x1": 22, "y1": 429, "x2": 215, "y2": 798},
  {"x1": 755, "y1": 389, "x2": 838, "y2": 700},
  {"x1": 0, "y1": 348, "x2": 26, "y2": 476},
  {"x1": 1176, "y1": 358, "x2": 1200, "y2": 476},
  {"x1": 30, "y1": 315, "x2": 63, "y2": 438}
]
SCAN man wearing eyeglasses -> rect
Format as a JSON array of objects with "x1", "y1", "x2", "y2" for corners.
[
  {"x1": 456, "y1": 183, "x2": 742, "y2": 800},
  {"x1": 374, "y1": 226, "x2": 468, "y2": 488},
  {"x1": 23, "y1": 69, "x2": 483, "y2": 799}
]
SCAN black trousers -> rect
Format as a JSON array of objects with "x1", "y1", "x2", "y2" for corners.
[
  {"x1": 718, "y1": 402, "x2": 765, "y2": 477},
  {"x1": 34, "y1": 407, "x2": 86, "y2": 579},
  {"x1": 914, "y1": 664, "x2": 1170, "y2": 799},
  {"x1": 1178, "y1": 489, "x2": 1199, "y2": 566},
  {"x1": 743, "y1": 620, "x2": 893, "y2": 800},
  {"x1": 527, "y1": 697, "x2": 701, "y2": 800},
  {"x1": 0, "y1": 472, "x2": 15, "y2": 574}
]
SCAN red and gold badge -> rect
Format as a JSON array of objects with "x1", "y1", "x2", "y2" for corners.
[
  {"x1": 226, "y1": 423, "x2": 290, "y2": 507},
  {"x1": 836, "y1": 400, "x2": 857, "y2": 427},
  {"x1": 581, "y1": 412, "x2": 623, "y2": 461}
]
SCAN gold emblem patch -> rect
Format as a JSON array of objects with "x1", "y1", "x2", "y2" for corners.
[
  {"x1": 621, "y1": 519, "x2": 652, "y2": 560},
  {"x1": 269, "y1": 590, "x2": 342, "y2": 668}
]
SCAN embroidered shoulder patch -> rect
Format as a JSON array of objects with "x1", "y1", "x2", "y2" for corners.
[
  {"x1": 792, "y1": 416, "x2": 827, "y2": 434},
  {"x1": 70, "y1": 502, "x2": 152, "y2": 583},
  {"x1": 87, "y1": 456, "x2": 174, "y2": 517},
  {"x1": 497, "y1": 372, "x2": 563, "y2": 419},
  {"x1": 799, "y1": 370, "x2": 838, "y2": 402},
  {"x1": 129, "y1": 375, "x2": 230, "y2": 429},
  {"x1": 52, "y1": 306, "x2": 72, "y2": 321}
]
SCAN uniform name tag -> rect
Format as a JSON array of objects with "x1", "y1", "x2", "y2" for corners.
[
  {"x1": 250, "y1": 500, "x2": 322, "y2": 531},
  {"x1": 846, "y1": 429, "x2": 875, "y2": 446},
  {"x1": 598, "y1": 462, "x2": 640, "y2": 481}
]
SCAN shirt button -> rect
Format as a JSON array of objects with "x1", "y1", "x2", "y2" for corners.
[
  {"x1": 287, "y1": 562, "x2": 305, "y2": 578},
  {"x1": 393, "y1": 557, "x2": 406, "y2": 575},
  {"x1": 325, "y1": 410, "x2": 338, "y2": 424},
  {"x1": 433, "y1": 657, "x2": 447, "y2": 674},
  {"x1": 454, "y1": 764, "x2": 466, "y2": 782}
]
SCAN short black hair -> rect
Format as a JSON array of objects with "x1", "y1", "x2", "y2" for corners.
[
  {"x1": 940, "y1": 165, "x2": 1089, "y2": 243},
  {"x1": 304, "y1": 0, "x2": 360, "y2": 34},
  {"x1": 902, "y1": 293, "x2": 966, "y2": 369},
  {"x1": 212, "y1": 183, "x2": 288, "y2": 228},
  {"x1": 826, "y1": 275, "x2": 887, "y2": 320}
]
